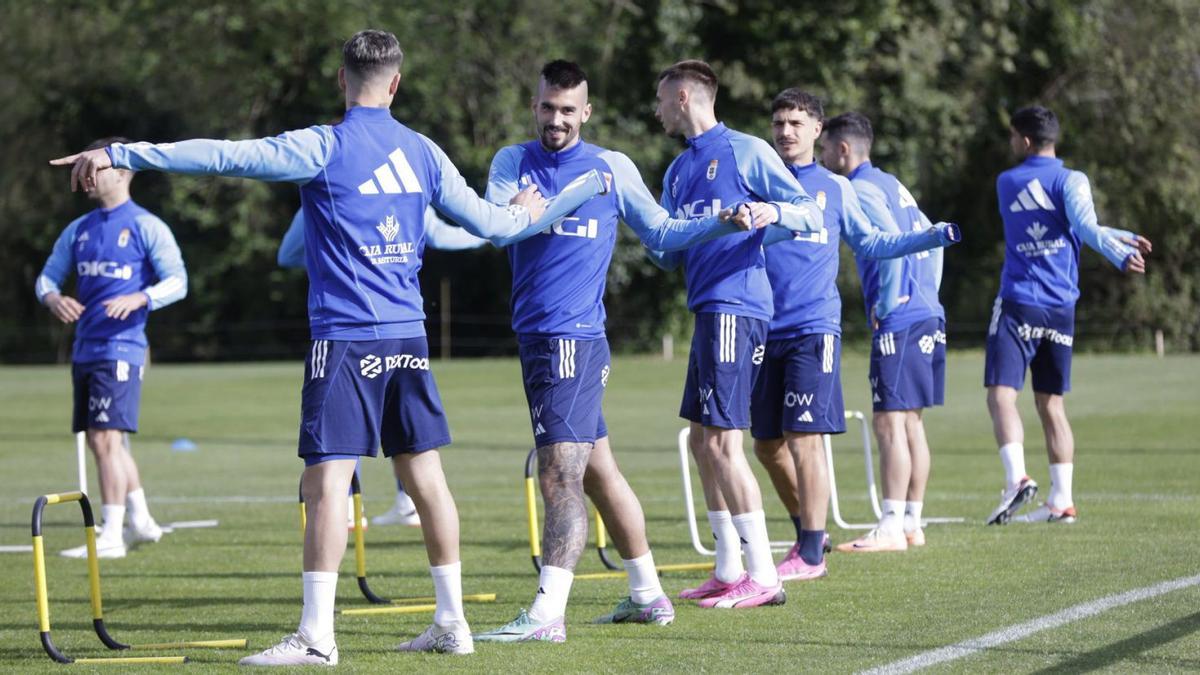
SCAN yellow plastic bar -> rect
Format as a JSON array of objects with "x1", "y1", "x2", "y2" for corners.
[
  {"x1": 594, "y1": 510, "x2": 607, "y2": 549},
  {"x1": 352, "y1": 494, "x2": 367, "y2": 578},
  {"x1": 655, "y1": 562, "x2": 714, "y2": 572},
  {"x1": 74, "y1": 656, "x2": 188, "y2": 664},
  {"x1": 33, "y1": 536, "x2": 50, "y2": 632},
  {"x1": 130, "y1": 638, "x2": 247, "y2": 650},
  {"x1": 575, "y1": 570, "x2": 627, "y2": 581},
  {"x1": 340, "y1": 603, "x2": 437, "y2": 616},
  {"x1": 43, "y1": 492, "x2": 84, "y2": 506},
  {"x1": 86, "y1": 527, "x2": 104, "y2": 620},
  {"x1": 391, "y1": 592, "x2": 496, "y2": 605},
  {"x1": 298, "y1": 503, "x2": 307, "y2": 536},
  {"x1": 524, "y1": 477, "x2": 540, "y2": 558}
]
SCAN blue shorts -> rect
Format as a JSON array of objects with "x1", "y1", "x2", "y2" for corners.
[
  {"x1": 72, "y1": 360, "x2": 143, "y2": 433},
  {"x1": 519, "y1": 336, "x2": 610, "y2": 446},
  {"x1": 752, "y1": 333, "x2": 846, "y2": 439},
  {"x1": 298, "y1": 338, "x2": 450, "y2": 462},
  {"x1": 869, "y1": 317, "x2": 946, "y2": 412},
  {"x1": 680, "y1": 312, "x2": 767, "y2": 430},
  {"x1": 984, "y1": 299, "x2": 1074, "y2": 395}
]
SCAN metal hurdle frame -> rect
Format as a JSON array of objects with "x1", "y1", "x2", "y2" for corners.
[
  {"x1": 523, "y1": 447, "x2": 714, "y2": 579},
  {"x1": 30, "y1": 491, "x2": 246, "y2": 665},
  {"x1": 297, "y1": 473, "x2": 497, "y2": 614},
  {"x1": 678, "y1": 410, "x2": 963, "y2": 555}
]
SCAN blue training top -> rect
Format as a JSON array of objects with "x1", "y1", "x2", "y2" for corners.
[
  {"x1": 108, "y1": 106, "x2": 603, "y2": 341},
  {"x1": 486, "y1": 139, "x2": 744, "y2": 340},
  {"x1": 764, "y1": 162, "x2": 958, "y2": 339},
  {"x1": 996, "y1": 155, "x2": 1135, "y2": 307},
  {"x1": 652, "y1": 123, "x2": 824, "y2": 321},
  {"x1": 36, "y1": 199, "x2": 187, "y2": 365}
]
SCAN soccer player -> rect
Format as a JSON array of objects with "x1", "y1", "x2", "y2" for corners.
[
  {"x1": 475, "y1": 60, "x2": 757, "y2": 642},
  {"x1": 753, "y1": 91, "x2": 960, "y2": 576},
  {"x1": 985, "y1": 106, "x2": 1151, "y2": 525},
  {"x1": 821, "y1": 112, "x2": 948, "y2": 553},
  {"x1": 648, "y1": 60, "x2": 829, "y2": 608},
  {"x1": 278, "y1": 207, "x2": 486, "y2": 528},
  {"x1": 37, "y1": 136, "x2": 186, "y2": 560},
  {"x1": 52, "y1": 30, "x2": 605, "y2": 665}
]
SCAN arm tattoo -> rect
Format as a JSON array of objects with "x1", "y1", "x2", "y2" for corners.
[{"x1": 538, "y1": 441, "x2": 593, "y2": 569}]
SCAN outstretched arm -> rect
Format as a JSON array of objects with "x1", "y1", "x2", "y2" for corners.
[
  {"x1": 602, "y1": 151, "x2": 744, "y2": 251},
  {"x1": 840, "y1": 177, "x2": 960, "y2": 259},
  {"x1": 424, "y1": 208, "x2": 488, "y2": 250},
  {"x1": 853, "y1": 179, "x2": 908, "y2": 319},
  {"x1": 730, "y1": 135, "x2": 823, "y2": 233},
  {"x1": 1064, "y1": 171, "x2": 1151, "y2": 273}
]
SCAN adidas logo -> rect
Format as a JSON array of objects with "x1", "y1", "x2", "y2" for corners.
[
  {"x1": 1026, "y1": 221, "x2": 1048, "y2": 240},
  {"x1": 96, "y1": 411, "x2": 109, "y2": 423},
  {"x1": 358, "y1": 148, "x2": 424, "y2": 195},
  {"x1": 873, "y1": 393, "x2": 882, "y2": 403},
  {"x1": 1009, "y1": 179, "x2": 1055, "y2": 212},
  {"x1": 796, "y1": 410, "x2": 814, "y2": 423},
  {"x1": 534, "y1": 423, "x2": 546, "y2": 435}
]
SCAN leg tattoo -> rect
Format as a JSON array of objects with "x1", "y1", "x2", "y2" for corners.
[{"x1": 538, "y1": 441, "x2": 592, "y2": 569}]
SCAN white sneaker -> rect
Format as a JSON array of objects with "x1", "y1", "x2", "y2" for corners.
[
  {"x1": 397, "y1": 622, "x2": 474, "y2": 654},
  {"x1": 372, "y1": 495, "x2": 420, "y2": 527},
  {"x1": 986, "y1": 475, "x2": 1038, "y2": 525},
  {"x1": 1013, "y1": 503, "x2": 1077, "y2": 524},
  {"x1": 125, "y1": 518, "x2": 164, "y2": 546},
  {"x1": 61, "y1": 538, "x2": 126, "y2": 559},
  {"x1": 238, "y1": 633, "x2": 338, "y2": 666}
]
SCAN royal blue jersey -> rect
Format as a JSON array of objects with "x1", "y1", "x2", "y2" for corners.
[
  {"x1": 486, "y1": 139, "x2": 741, "y2": 339},
  {"x1": 996, "y1": 156, "x2": 1135, "y2": 307},
  {"x1": 108, "y1": 106, "x2": 603, "y2": 341},
  {"x1": 277, "y1": 207, "x2": 486, "y2": 269},
  {"x1": 653, "y1": 123, "x2": 822, "y2": 321},
  {"x1": 849, "y1": 162, "x2": 944, "y2": 332},
  {"x1": 763, "y1": 162, "x2": 957, "y2": 339},
  {"x1": 36, "y1": 199, "x2": 187, "y2": 365}
]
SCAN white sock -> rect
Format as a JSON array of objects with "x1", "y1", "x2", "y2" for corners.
[
  {"x1": 1048, "y1": 463, "x2": 1074, "y2": 510},
  {"x1": 99, "y1": 504, "x2": 125, "y2": 542},
  {"x1": 430, "y1": 561, "x2": 465, "y2": 627},
  {"x1": 125, "y1": 488, "x2": 151, "y2": 527},
  {"x1": 623, "y1": 552, "x2": 663, "y2": 605},
  {"x1": 395, "y1": 488, "x2": 415, "y2": 513},
  {"x1": 999, "y1": 442, "x2": 1026, "y2": 486},
  {"x1": 879, "y1": 499, "x2": 905, "y2": 535},
  {"x1": 298, "y1": 571, "x2": 338, "y2": 646},
  {"x1": 529, "y1": 565, "x2": 573, "y2": 623},
  {"x1": 903, "y1": 501, "x2": 924, "y2": 533},
  {"x1": 731, "y1": 510, "x2": 778, "y2": 587},
  {"x1": 706, "y1": 510, "x2": 744, "y2": 582}
]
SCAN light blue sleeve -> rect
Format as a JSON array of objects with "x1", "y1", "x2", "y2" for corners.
[
  {"x1": 107, "y1": 126, "x2": 334, "y2": 185},
  {"x1": 659, "y1": 158, "x2": 681, "y2": 216},
  {"x1": 1064, "y1": 171, "x2": 1136, "y2": 270},
  {"x1": 601, "y1": 151, "x2": 739, "y2": 251},
  {"x1": 852, "y1": 178, "x2": 904, "y2": 319},
  {"x1": 730, "y1": 134, "x2": 822, "y2": 233},
  {"x1": 484, "y1": 145, "x2": 524, "y2": 205},
  {"x1": 839, "y1": 175, "x2": 959, "y2": 260},
  {"x1": 424, "y1": 208, "x2": 488, "y2": 250},
  {"x1": 428, "y1": 137, "x2": 605, "y2": 247},
  {"x1": 135, "y1": 214, "x2": 188, "y2": 310},
  {"x1": 917, "y1": 209, "x2": 945, "y2": 291},
  {"x1": 35, "y1": 216, "x2": 84, "y2": 302},
  {"x1": 277, "y1": 210, "x2": 306, "y2": 268},
  {"x1": 645, "y1": 247, "x2": 684, "y2": 271}
]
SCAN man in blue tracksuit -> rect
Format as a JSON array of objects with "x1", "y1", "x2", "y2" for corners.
[
  {"x1": 37, "y1": 136, "x2": 187, "y2": 561},
  {"x1": 53, "y1": 30, "x2": 604, "y2": 665},
  {"x1": 648, "y1": 60, "x2": 830, "y2": 610},
  {"x1": 821, "y1": 112, "x2": 950, "y2": 553},
  {"x1": 751, "y1": 90, "x2": 959, "y2": 577},
  {"x1": 984, "y1": 106, "x2": 1151, "y2": 525},
  {"x1": 474, "y1": 60, "x2": 755, "y2": 642}
]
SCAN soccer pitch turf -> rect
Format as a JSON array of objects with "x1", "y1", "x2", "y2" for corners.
[{"x1": 1, "y1": 352, "x2": 1197, "y2": 672}]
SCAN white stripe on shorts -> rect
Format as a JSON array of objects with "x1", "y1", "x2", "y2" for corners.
[
  {"x1": 116, "y1": 360, "x2": 129, "y2": 382},
  {"x1": 988, "y1": 296, "x2": 1003, "y2": 336},
  {"x1": 822, "y1": 334, "x2": 834, "y2": 373}
]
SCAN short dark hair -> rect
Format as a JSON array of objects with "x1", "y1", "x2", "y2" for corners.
[
  {"x1": 823, "y1": 112, "x2": 873, "y2": 153},
  {"x1": 1010, "y1": 106, "x2": 1059, "y2": 149},
  {"x1": 85, "y1": 136, "x2": 131, "y2": 152},
  {"x1": 658, "y1": 60, "x2": 718, "y2": 99},
  {"x1": 540, "y1": 60, "x2": 588, "y2": 90},
  {"x1": 343, "y1": 29, "x2": 404, "y2": 80},
  {"x1": 771, "y1": 88, "x2": 824, "y2": 122}
]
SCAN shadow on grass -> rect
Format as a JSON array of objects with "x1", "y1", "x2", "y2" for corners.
[{"x1": 1028, "y1": 610, "x2": 1200, "y2": 673}]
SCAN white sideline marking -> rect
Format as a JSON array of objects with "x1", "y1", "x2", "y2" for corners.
[
  {"x1": 861, "y1": 573, "x2": 1200, "y2": 674},
  {"x1": 0, "y1": 545, "x2": 33, "y2": 553}
]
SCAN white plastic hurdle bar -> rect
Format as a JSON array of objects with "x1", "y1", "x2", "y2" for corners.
[{"x1": 677, "y1": 410, "x2": 962, "y2": 555}]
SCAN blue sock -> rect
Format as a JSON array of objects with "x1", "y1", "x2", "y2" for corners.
[
  {"x1": 799, "y1": 529, "x2": 825, "y2": 565},
  {"x1": 790, "y1": 516, "x2": 804, "y2": 542},
  {"x1": 395, "y1": 477, "x2": 404, "y2": 492}
]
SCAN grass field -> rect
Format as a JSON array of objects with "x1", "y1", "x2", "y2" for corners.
[{"x1": 1, "y1": 352, "x2": 1198, "y2": 672}]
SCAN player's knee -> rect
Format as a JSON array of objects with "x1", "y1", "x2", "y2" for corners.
[
  {"x1": 86, "y1": 429, "x2": 122, "y2": 456},
  {"x1": 753, "y1": 438, "x2": 784, "y2": 464}
]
